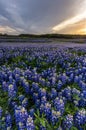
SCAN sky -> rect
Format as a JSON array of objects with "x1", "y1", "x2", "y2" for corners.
[{"x1": 0, "y1": 0, "x2": 86, "y2": 35}]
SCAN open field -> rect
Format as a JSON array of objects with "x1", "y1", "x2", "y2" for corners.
[
  {"x1": 0, "y1": 34, "x2": 86, "y2": 43},
  {"x1": 0, "y1": 41, "x2": 86, "y2": 130}
]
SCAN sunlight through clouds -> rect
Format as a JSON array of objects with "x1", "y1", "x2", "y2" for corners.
[
  {"x1": 0, "y1": 0, "x2": 86, "y2": 34},
  {"x1": 52, "y1": 12, "x2": 86, "y2": 32},
  {"x1": 52, "y1": 0, "x2": 86, "y2": 34}
]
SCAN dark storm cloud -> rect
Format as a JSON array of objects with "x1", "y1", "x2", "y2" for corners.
[{"x1": 0, "y1": 0, "x2": 83, "y2": 34}]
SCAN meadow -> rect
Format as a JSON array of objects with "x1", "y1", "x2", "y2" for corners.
[{"x1": 0, "y1": 42, "x2": 86, "y2": 130}]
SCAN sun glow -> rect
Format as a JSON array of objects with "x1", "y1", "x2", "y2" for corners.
[
  {"x1": 52, "y1": 11, "x2": 86, "y2": 33},
  {"x1": 52, "y1": 0, "x2": 86, "y2": 35},
  {"x1": 79, "y1": 28, "x2": 86, "y2": 35}
]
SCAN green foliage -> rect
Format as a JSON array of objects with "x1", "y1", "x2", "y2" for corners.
[
  {"x1": 0, "y1": 87, "x2": 8, "y2": 111},
  {"x1": 70, "y1": 126, "x2": 78, "y2": 130},
  {"x1": 65, "y1": 102, "x2": 79, "y2": 115}
]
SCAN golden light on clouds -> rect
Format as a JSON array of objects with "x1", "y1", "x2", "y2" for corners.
[
  {"x1": 52, "y1": 0, "x2": 86, "y2": 35},
  {"x1": 52, "y1": 12, "x2": 86, "y2": 34},
  {"x1": 0, "y1": 26, "x2": 16, "y2": 33},
  {"x1": 0, "y1": 26, "x2": 22, "y2": 34}
]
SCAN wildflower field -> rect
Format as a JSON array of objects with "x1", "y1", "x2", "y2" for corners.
[{"x1": 0, "y1": 43, "x2": 86, "y2": 130}]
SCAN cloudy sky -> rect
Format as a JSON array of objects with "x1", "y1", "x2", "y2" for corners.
[{"x1": 0, "y1": 0, "x2": 86, "y2": 34}]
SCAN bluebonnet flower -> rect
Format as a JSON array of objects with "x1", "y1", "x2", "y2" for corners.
[
  {"x1": 74, "y1": 76, "x2": 79, "y2": 83},
  {"x1": 33, "y1": 73, "x2": 39, "y2": 82},
  {"x1": 33, "y1": 93, "x2": 39, "y2": 102},
  {"x1": 0, "y1": 106, "x2": 3, "y2": 118},
  {"x1": 8, "y1": 97, "x2": 17, "y2": 109},
  {"x1": 40, "y1": 102, "x2": 51, "y2": 119},
  {"x1": 51, "y1": 77, "x2": 56, "y2": 86},
  {"x1": 7, "y1": 71, "x2": 12, "y2": 77},
  {"x1": 5, "y1": 113, "x2": 12, "y2": 129},
  {"x1": 38, "y1": 88, "x2": 46, "y2": 98},
  {"x1": 78, "y1": 75, "x2": 83, "y2": 81},
  {"x1": 14, "y1": 68, "x2": 21, "y2": 75},
  {"x1": 72, "y1": 88, "x2": 80, "y2": 96},
  {"x1": 50, "y1": 110, "x2": 61, "y2": 125},
  {"x1": 58, "y1": 92, "x2": 63, "y2": 98},
  {"x1": 39, "y1": 78, "x2": 46, "y2": 86},
  {"x1": 69, "y1": 73, "x2": 74, "y2": 82},
  {"x1": 8, "y1": 84, "x2": 16, "y2": 98},
  {"x1": 15, "y1": 106, "x2": 28, "y2": 127},
  {"x1": 82, "y1": 66, "x2": 86, "y2": 73},
  {"x1": 20, "y1": 77, "x2": 25, "y2": 86},
  {"x1": 74, "y1": 109, "x2": 86, "y2": 127},
  {"x1": 15, "y1": 106, "x2": 22, "y2": 125},
  {"x1": 61, "y1": 73, "x2": 67, "y2": 84},
  {"x1": 79, "y1": 81, "x2": 86, "y2": 90},
  {"x1": 15, "y1": 73, "x2": 20, "y2": 82},
  {"x1": 62, "y1": 114, "x2": 73, "y2": 130},
  {"x1": 22, "y1": 98, "x2": 28, "y2": 108},
  {"x1": 78, "y1": 99, "x2": 86, "y2": 107},
  {"x1": 35, "y1": 99, "x2": 40, "y2": 108},
  {"x1": 19, "y1": 107, "x2": 28, "y2": 122},
  {"x1": 32, "y1": 82, "x2": 39, "y2": 92},
  {"x1": 62, "y1": 87, "x2": 72, "y2": 101},
  {"x1": 50, "y1": 88, "x2": 57, "y2": 99},
  {"x1": 2, "y1": 81, "x2": 8, "y2": 92},
  {"x1": 46, "y1": 81, "x2": 51, "y2": 88},
  {"x1": 26, "y1": 115, "x2": 35, "y2": 130},
  {"x1": 72, "y1": 90, "x2": 85, "y2": 107},
  {"x1": 18, "y1": 95, "x2": 25, "y2": 102},
  {"x1": 9, "y1": 75, "x2": 13, "y2": 83},
  {"x1": 53, "y1": 98, "x2": 65, "y2": 115},
  {"x1": 23, "y1": 80, "x2": 29, "y2": 94},
  {"x1": 29, "y1": 109, "x2": 35, "y2": 118},
  {"x1": 72, "y1": 88, "x2": 80, "y2": 105},
  {"x1": 57, "y1": 80, "x2": 63, "y2": 90},
  {"x1": 18, "y1": 121, "x2": 26, "y2": 130},
  {"x1": 81, "y1": 90, "x2": 86, "y2": 98},
  {"x1": 41, "y1": 96, "x2": 47, "y2": 105}
]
